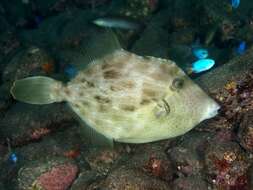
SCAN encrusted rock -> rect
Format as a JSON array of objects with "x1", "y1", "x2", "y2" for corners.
[
  {"x1": 204, "y1": 141, "x2": 250, "y2": 189},
  {"x1": 238, "y1": 110, "x2": 253, "y2": 152},
  {"x1": 0, "y1": 102, "x2": 75, "y2": 146},
  {"x1": 17, "y1": 157, "x2": 78, "y2": 190},
  {"x1": 96, "y1": 166, "x2": 171, "y2": 190},
  {"x1": 2, "y1": 47, "x2": 55, "y2": 83},
  {"x1": 166, "y1": 131, "x2": 213, "y2": 177},
  {"x1": 173, "y1": 175, "x2": 208, "y2": 190}
]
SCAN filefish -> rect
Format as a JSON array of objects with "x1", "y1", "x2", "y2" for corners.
[
  {"x1": 191, "y1": 58, "x2": 215, "y2": 73},
  {"x1": 92, "y1": 16, "x2": 144, "y2": 30},
  {"x1": 10, "y1": 31, "x2": 219, "y2": 144},
  {"x1": 192, "y1": 48, "x2": 209, "y2": 59}
]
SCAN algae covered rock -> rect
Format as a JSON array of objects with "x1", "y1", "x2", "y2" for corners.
[
  {"x1": 204, "y1": 141, "x2": 250, "y2": 189},
  {"x1": 17, "y1": 157, "x2": 78, "y2": 190},
  {"x1": 0, "y1": 102, "x2": 75, "y2": 144},
  {"x1": 97, "y1": 166, "x2": 171, "y2": 190},
  {"x1": 129, "y1": 142, "x2": 173, "y2": 182},
  {"x1": 2, "y1": 46, "x2": 55, "y2": 83},
  {"x1": 173, "y1": 175, "x2": 208, "y2": 190},
  {"x1": 238, "y1": 110, "x2": 253, "y2": 153},
  {"x1": 0, "y1": 82, "x2": 13, "y2": 117},
  {"x1": 166, "y1": 131, "x2": 213, "y2": 177}
]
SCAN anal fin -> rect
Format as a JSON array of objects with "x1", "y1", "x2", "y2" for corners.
[
  {"x1": 67, "y1": 104, "x2": 114, "y2": 148},
  {"x1": 79, "y1": 123, "x2": 114, "y2": 148}
]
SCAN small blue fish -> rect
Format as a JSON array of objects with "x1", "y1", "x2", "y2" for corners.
[
  {"x1": 191, "y1": 59, "x2": 215, "y2": 73},
  {"x1": 8, "y1": 153, "x2": 18, "y2": 163},
  {"x1": 192, "y1": 48, "x2": 209, "y2": 59},
  {"x1": 231, "y1": 0, "x2": 240, "y2": 9},
  {"x1": 236, "y1": 41, "x2": 246, "y2": 55},
  {"x1": 64, "y1": 64, "x2": 78, "y2": 79}
]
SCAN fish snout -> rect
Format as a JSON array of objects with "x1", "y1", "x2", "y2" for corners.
[{"x1": 202, "y1": 100, "x2": 220, "y2": 120}]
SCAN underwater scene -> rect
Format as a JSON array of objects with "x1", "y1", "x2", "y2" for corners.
[{"x1": 1, "y1": 0, "x2": 253, "y2": 189}]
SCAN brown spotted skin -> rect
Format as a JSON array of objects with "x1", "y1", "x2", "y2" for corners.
[{"x1": 56, "y1": 49, "x2": 219, "y2": 143}]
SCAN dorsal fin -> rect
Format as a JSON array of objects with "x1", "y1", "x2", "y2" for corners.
[{"x1": 77, "y1": 29, "x2": 121, "y2": 70}]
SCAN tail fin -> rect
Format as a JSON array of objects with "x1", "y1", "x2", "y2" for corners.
[{"x1": 10, "y1": 76, "x2": 64, "y2": 105}]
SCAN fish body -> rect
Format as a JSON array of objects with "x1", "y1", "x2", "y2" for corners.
[
  {"x1": 192, "y1": 58, "x2": 215, "y2": 73},
  {"x1": 236, "y1": 41, "x2": 246, "y2": 55},
  {"x1": 192, "y1": 48, "x2": 209, "y2": 59},
  {"x1": 231, "y1": 0, "x2": 240, "y2": 9},
  {"x1": 11, "y1": 49, "x2": 219, "y2": 144},
  {"x1": 92, "y1": 16, "x2": 143, "y2": 30}
]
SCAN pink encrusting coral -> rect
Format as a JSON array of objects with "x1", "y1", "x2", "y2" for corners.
[{"x1": 36, "y1": 164, "x2": 78, "y2": 190}]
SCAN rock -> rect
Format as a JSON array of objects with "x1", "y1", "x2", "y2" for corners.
[
  {"x1": 248, "y1": 164, "x2": 253, "y2": 189},
  {"x1": 96, "y1": 166, "x2": 171, "y2": 190},
  {"x1": 166, "y1": 131, "x2": 213, "y2": 177},
  {"x1": 70, "y1": 170, "x2": 100, "y2": 190},
  {"x1": 238, "y1": 110, "x2": 253, "y2": 152},
  {"x1": 0, "y1": 102, "x2": 76, "y2": 145},
  {"x1": 169, "y1": 28, "x2": 195, "y2": 45},
  {"x1": 0, "y1": 82, "x2": 13, "y2": 117},
  {"x1": 173, "y1": 175, "x2": 208, "y2": 190},
  {"x1": 166, "y1": 44, "x2": 193, "y2": 69},
  {"x1": 2, "y1": 47, "x2": 55, "y2": 83},
  {"x1": 131, "y1": 9, "x2": 170, "y2": 58},
  {"x1": 0, "y1": 182, "x2": 4, "y2": 190},
  {"x1": 0, "y1": 119, "x2": 92, "y2": 189},
  {"x1": 195, "y1": 46, "x2": 253, "y2": 93},
  {"x1": 17, "y1": 157, "x2": 78, "y2": 190},
  {"x1": 85, "y1": 147, "x2": 124, "y2": 176},
  {"x1": 0, "y1": 0, "x2": 27, "y2": 26},
  {"x1": 130, "y1": 142, "x2": 173, "y2": 182},
  {"x1": 0, "y1": 30, "x2": 20, "y2": 59},
  {"x1": 15, "y1": 123, "x2": 86, "y2": 162},
  {"x1": 119, "y1": 0, "x2": 159, "y2": 19},
  {"x1": 18, "y1": 9, "x2": 96, "y2": 48},
  {"x1": 204, "y1": 141, "x2": 251, "y2": 189}
]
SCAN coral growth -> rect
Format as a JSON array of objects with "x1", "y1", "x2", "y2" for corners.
[
  {"x1": 215, "y1": 69, "x2": 253, "y2": 126},
  {"x1": 30, "y1": 128, "x2": 51, "y2": 140},
  {"x1": 143, "y1": 155, "x2": 172, "y2": 181},
  {"x1": 205, "y1": 142, "x2": 250, "y2": 190}
]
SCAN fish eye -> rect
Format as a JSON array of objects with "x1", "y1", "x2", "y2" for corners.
[{"x1": 171, "y1": 78, "x2": 184, "y2": 91}]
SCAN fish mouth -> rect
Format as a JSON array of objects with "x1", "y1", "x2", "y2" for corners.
[{"x1": 202, "y1": 101, "x2": 220, "y2": 120}]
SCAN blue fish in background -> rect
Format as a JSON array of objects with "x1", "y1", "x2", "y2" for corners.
[
  {"x1": 236, "y1": 41, "x2": 246, "y2": 55},
  {"x1": 64, "y1": 64, "x2": 78, "y2": 79},
  {"x1": 231, "y1": 0, "x2": 240, "y2": 9},
  {"x1": 192, "y1": 48, "x2": 209, "y2": 59},
  {"x1": 8, "y1": 153, "x2": 18, "y2": 164},
  {"x1": 191, "y1": 59, "x2": 215, "y2": 73}
]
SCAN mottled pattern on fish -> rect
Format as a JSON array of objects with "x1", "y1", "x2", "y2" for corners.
[{"x1": 51, "y1": 49, "x2": 219, "y2": 143}]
